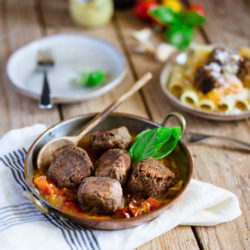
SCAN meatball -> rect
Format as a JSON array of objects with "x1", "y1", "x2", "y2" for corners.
[
  {"x1": 237, "y1": 57, "x2": 250, "y2": 82},
  {"x1": 90, "y1": 126, "x2": 132, "y2": 152},
  {"x1": 194, "y1": 64, "x2": 222, "y2": 94},
  {"x1": 48, "y1": 146, "x2": 93, "y2": 188},
  {"x1": 208, "y1": 48, "x2": 230, "y2": 65},
  {"x1": 77, "y1": 177, "x2": 124, "y2": 214},
  {"x1": 128, "y1": 157, "x2": 175, "y2": 199},
  {"x1": 95, "y1": 149, "x2": 132, "y2": 185}
]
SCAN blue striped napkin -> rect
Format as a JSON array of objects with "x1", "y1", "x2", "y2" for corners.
[{"x1": 0, "y1": 124, "x2": 241, "y2": 250}]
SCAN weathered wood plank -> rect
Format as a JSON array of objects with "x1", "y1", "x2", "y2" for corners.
[
  {"x1": 40, "y1": 0, "x2": 147, "y2": 119},
  {"x1": 116, "y1": 8, "x2": 250, "y2": 250},
  {"x1": 137, "y1": 226, "x2": 199, "y2": 250},
  {"x1": 138, "y1": 226, "x2": 199, "y2": 250},
  {"x1": 0, "y1": 0, "x2": 60, "y2": 137}
]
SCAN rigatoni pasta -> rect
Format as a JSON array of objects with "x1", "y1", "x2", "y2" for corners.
[
  {"x1": 198, "y1": 99, "x2": 215, "y2": 111},
  {"x1": 168, "y1": 65, "x2": 187, "y2": 97},
  {"x1": 217, "y1": 99, "x2": 233, "y2": 112},
  {"x1": 180, "y1": 88, "x2": 199, "y2": 106},
  {"x1": 235, "y1": 99, "x2": 249, "y2": 111}
]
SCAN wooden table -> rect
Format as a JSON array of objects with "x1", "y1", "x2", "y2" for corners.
[{"x1": 0, "y1": 0, "x2": 249, "y2": 249}]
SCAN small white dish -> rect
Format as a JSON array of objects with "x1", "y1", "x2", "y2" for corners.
[
  {"x1": 7, "y1": 34, "x2": 126, "y2": 103},
  {"x1": 160, "y1": 51, "x2": 250, "y2": 121}
]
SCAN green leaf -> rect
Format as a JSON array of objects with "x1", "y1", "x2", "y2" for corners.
[
  {"x1": 165, "y1": 24, "x2": 193, "y2": 50},
  {"x1": 149, "y1": 7, "x2": 180, "y2": 25},
  {"x1": 129, "y1": 126, "x2": 181, "y2": 163},
  {"x1": 181, "y1": 11, "x2": 207, "y2": 27},
  {"x1": 87, "y1": 70, "x2": 105, "y2": 86},
  {"x1": 76, "y1": 70, "x2": 105, "y2": 87},
  {"x1": 128, "y1": 129, "x2": 150, "y2": 158},
  {"x1": 152, "y1": 127, "x2": 181, "y2": 159},
  {"x1": 76, "y1": 73, "x2": 88, "y2": 86}
]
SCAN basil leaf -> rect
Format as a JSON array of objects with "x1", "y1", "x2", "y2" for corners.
[
  {"x1": 149, "y1": 7, "x2": 180, "y2": 25},
  {"x1": 76, "y1": 72, "x2": 88, "y2": 86},
  {"x1": 76, "y1": 70, "x2": 105, "y2": 87},
  {"x1": 181, "y1": 11, "x2": 207, "y2": 27},
  {"x1": 165, "y1": 24, "x2": 193, "y2": 50},
  {"x1": 152, "y1": 126, "x2": 181, "y2": 159},
  {"x1": 129, "y1": 126, "x2": 181, "y2": 163},
  {"x1": 129, "y1": 129, "x2": 150, "y2": 159},
  {"x1": 130, "y1": 127, "x2": 172, "y2": 163},
  {"x1": 87, "y1": 70, "x2": 105, "y2": 86}
]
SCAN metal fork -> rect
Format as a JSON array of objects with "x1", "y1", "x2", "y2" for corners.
[
  {"x1": 182, "y1": 131, "x2": 250, "y2": 151},
  {"x1": 37, "y1": 50, "x2": 54, "y2": 109}
]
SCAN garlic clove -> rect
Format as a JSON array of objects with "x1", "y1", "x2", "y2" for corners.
[
  {"x1": 131, "y1": 28, "x2": 152, "y2": 43},
  {"x1": 133, "y1": 42, "x2": 155, "y2": 54},
  {"x1": 155, "y1": 43, "x2": 177, "y2": 62}
]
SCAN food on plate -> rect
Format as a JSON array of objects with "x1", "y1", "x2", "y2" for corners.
[
  {"x1": 129, "y1": 126, "x2": 181, "y2": 163},
  {"x1": 77, "y1": 177, "x2": 124, "y2": 214},
  {"x1": 180, "y1": 88, "x2": 199, "y2": 106},
  {"x1": 208, "y1": 48, "x2": 230, "y2": 65},
  {"x1": 76, "y1": 70, "x2": 105, "y2": 87},
  {"x1": 128, "y1": 157, "x2": 175, "y2": 198},
  {"x1": 168, "y1": 45, "x2": 250, "y2": 113},
  {"x1": 48, "y1": 146, "x2": 93, "y2": 188},
  {"x1": 34, "y1": 125, "x2": 183, "y2": 219},
  {"x1": 95, "y1": 148, "x2": 132, "y2": 185},
  {"x1": 194, "y1": 64, "x2": 222, "y2": 93},
  {"x1": 197, "y1": 98, "x2": 215, "y2": 111},
  {"x1": 168, "y1": 65, "x2": 186, "y2": 95},
  {"x1": 237, "y1": 57, "x2": 250, "y2": 82},
  {"x1": 90, "y1": 126, "x2": 132, "y2": 152}
]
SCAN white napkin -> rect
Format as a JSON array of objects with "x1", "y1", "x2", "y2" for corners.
[{"x1": 0, "y1": 125, "x2": 241, "y2": 250}]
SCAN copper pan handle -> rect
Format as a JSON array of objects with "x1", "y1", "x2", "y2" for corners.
[
  {"x1": 23, "y1": 191, "x2": 70, "y2": 222},
  {"x1": 161, "y1": 112, "x2": 186, "y2": 137},
  {"x1": 23, "y1": 191, "x2": 49, "y2": 214}
]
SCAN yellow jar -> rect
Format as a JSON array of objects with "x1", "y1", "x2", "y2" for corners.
[{"x1": 69, "y1": 0, "x2": 114, "y2": 28}]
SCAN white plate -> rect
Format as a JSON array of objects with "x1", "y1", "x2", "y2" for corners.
[
  {"x1": 7, "y1": 34, "x2": 126, "y2": 103},
  {"x1": 160, "y1": 52, "x2": 250, "y2": 121}
]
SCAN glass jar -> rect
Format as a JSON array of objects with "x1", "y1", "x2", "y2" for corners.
[{"x1": 69, "y1": 0, "x2": 114, "y2": 28}]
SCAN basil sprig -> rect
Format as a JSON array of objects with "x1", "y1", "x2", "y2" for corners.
[
  {"x1": 129, "y1": 126, "x2": 181, "y2": 163},
  {"x1": 149, "y1": 7, "x2": 206, "y2": 50},
  {"x1": 76, "y1": 70, "x2": 105, "y2": 87}
]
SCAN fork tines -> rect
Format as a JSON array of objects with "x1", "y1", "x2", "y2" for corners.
[{"x1": 37, "y1": 50, "x2": 54, "y2": 65}]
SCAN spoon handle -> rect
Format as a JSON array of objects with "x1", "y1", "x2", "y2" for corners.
[{"x1": 74, "y1": 72, "x2": 153, "y2": 143}]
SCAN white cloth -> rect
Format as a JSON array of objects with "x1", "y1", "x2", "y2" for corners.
[{"x1": 0, "y1": 124, "x2": 241, "y2": 250}]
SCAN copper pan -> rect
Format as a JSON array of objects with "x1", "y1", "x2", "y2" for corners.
[{"x1": 24, "y1": 112, "x2": 193, "y2": 230}]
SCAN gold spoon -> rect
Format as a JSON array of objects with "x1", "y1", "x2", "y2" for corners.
[{"x1": 37, "y1": 72, "x2": 153, "y2": 171}]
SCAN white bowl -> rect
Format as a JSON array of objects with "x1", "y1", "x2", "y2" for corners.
[{"x1": 7, "y1": 34, "x2": 126, "y2": 103}]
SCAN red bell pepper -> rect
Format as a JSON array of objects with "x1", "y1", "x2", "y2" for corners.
[
  {"x1": 145, "y1": 197, "x2": 162, "y2": 211},
  {"x1": 34, "y1": 175, "x2": 54, "y2": 195},
  {"x1": 128, "y1": 202, "x2": 142, "y2": 217}
]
